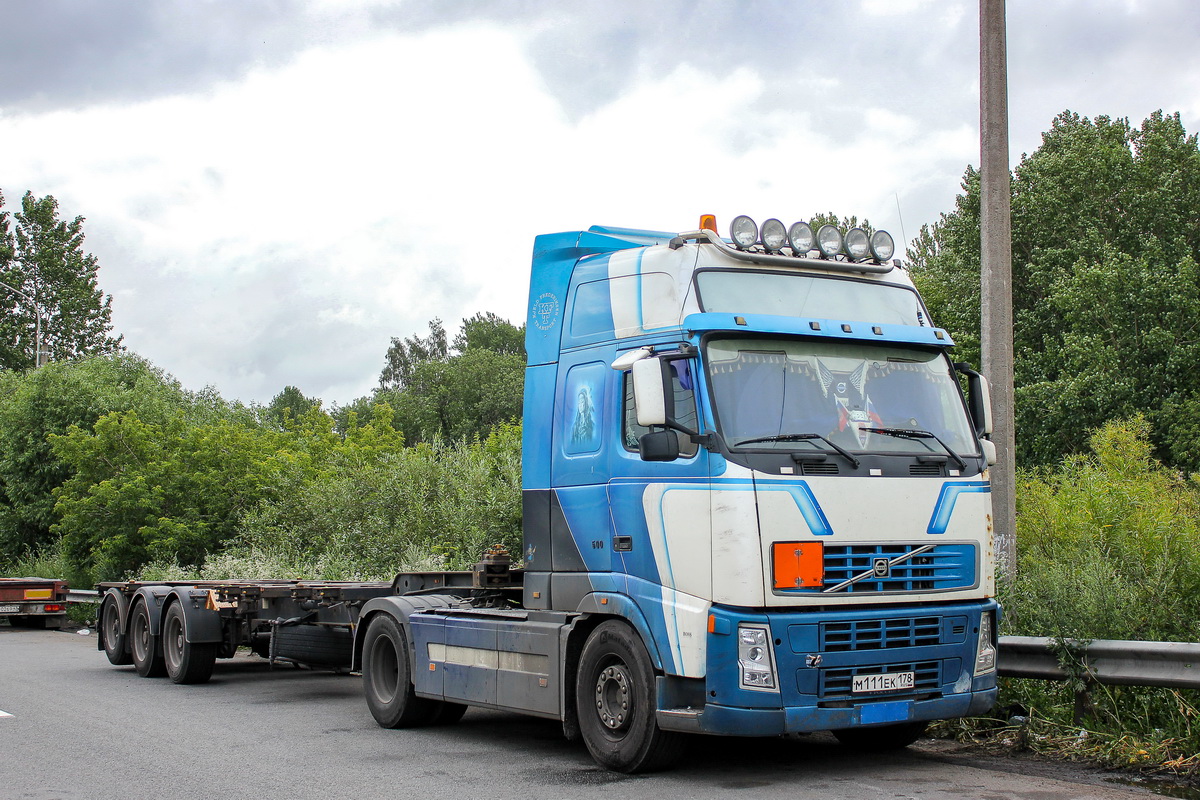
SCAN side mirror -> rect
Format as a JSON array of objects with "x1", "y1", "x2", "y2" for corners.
[
  {"x1": 632, "y1": 357, "x2": 672, "y2": 427},
  {"x1": 954, "y1": 363, "x2": 994, "y2": 437},
  {"x1": 980, "y1": 439, "x2": 998, "y2": 466},
  {"x1": 639, "y1": 430, "x2": 681, "y2": 462}
]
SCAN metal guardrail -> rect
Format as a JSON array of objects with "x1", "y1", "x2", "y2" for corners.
[{"x1": 999, "y1": 635, "x2": 1200, "y2": 690}]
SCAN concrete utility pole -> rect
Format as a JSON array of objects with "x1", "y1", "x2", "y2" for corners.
[{"x1": 980, "y1": 0, "x2": 1017, "y2": 576}]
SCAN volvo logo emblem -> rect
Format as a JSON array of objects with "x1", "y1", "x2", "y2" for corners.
[{"x1": 873, "y1": 557, "x2": 891, "y2": 578}]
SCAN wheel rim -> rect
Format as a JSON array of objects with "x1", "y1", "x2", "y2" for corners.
[
  {"x1": 132, "y1": 609, "x2": 149, "y2": 663},
  {"x1": 164, "y1": 613, "x2": 183, "y2": 672},
  {"x1": 594, "y1": 663, "x2": 633, "y2": 732},
  {"x1": 368, "y1": 634, "x2": 399, "y2": 702},
  {"x1": 103, "y1": 603, "x2": 120, "y2": 649}
]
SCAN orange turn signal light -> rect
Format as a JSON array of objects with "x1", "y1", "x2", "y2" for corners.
[{"x1": 772, "y1": 542, "x2": 824, "y2": 589}]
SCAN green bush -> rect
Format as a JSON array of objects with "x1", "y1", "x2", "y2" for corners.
[
  {"x1": 994, "y1": 416, "x2": 1200, "y2": 768},
  {"x1": 1003, "y1": 416, "x2": 1200, "y2": 642},
  {"x1": 224, "y1": 421, "x2": 522, "y2": 580}
]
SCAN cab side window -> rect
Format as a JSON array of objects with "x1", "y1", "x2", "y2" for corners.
[{"x1": 621, "y1": 360, "x2": 699, "y2": 456}]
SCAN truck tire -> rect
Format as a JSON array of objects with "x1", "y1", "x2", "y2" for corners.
[
  {"x1": 576, "y1": 620, "x2": 684, "y2": 773},
  {"x1": 130, "y1": 601, "x2": 167, "y2": 678},
  {"x1": 833, "y1": 721, "x2": 928, "y2": 751},
  {"x1": 101, "y1": 596, "x2": 132, "y2": 666},
  {"x1": 162, "y1": 603, "x2": 217, "y2": 684},
  {"x1": 272, "y1": 624, "x2": 353, "y2": 668},
  {"x1": 361, "y1": 614, "x2": 438, "y2": 728}
]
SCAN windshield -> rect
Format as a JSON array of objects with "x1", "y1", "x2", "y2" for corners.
[
  {"x1": 706, "y1": 337, "x2": 977, "y2": 455},
  {"x1": 695, "y1": 270, "x2": 927, "y2": 326}
]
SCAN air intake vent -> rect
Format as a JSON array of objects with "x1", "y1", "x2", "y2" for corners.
[
  {"x1": 802, "y1": 462, "x2": 839, "y2": 476},
  {"x1": 909, "y1": 463, "x2": 944, "y2": 476}
]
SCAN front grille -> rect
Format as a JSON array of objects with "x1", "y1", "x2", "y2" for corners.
[
  {"x1": 802, "y1": 462, "x2": 839, "y2": 476},
  {"x1": 821, "y1": 616, "x2": 942, "y2": 652},
  {"x1": 814, "y1": 543, "x2": 976, "y2": 593},
  {"x1": 820, "y1": 660, "x2": 941, "y2": 700},
  {"x1": 909, "y1": 463, "x2": 944, "y2": 476}
]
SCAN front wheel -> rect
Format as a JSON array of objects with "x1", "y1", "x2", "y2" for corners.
[
  {"x1": 361, "y1": 614, "x2": 437, "y2": 728},
  {"x1": 833, "y1": 721, "x2": 928, "y2": 751},
  {"x1": 130, "y1": 601, "x2": 167, "y2": 678},
  {"x1": 162, "y1": 603, "x2": 216, "y2": 684},
  {"x1": 575, "y1": 621, "x2": 684, "y2": 773}
]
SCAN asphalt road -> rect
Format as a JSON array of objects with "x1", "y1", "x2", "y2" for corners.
[{"x1": 0, "y1": 624, "x2": 1160, "y2": 800}]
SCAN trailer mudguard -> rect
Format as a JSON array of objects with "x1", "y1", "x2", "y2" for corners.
[
  {"x1": 96, "y1": 588, "x2": 130, "y2": 654},
  {"x1": 164, "y1": 588, "x2": 224, "y2": 643},
  {"x1": 351, "y1": 594, "x2": 465, "y2": 672},
  {"x1": 130, "y1": 585, "x2": 176, "y2": 636}
]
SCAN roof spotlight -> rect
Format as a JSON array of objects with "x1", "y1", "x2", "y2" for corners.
[
  {"x1": 845, "y1": 227, "x2": 871, "y2": 260},
  {"x1": 761, "y1": 218, "x2": 787, "y2": 252},
  {"x1": 816, "y1": 224, "x2": 843, "y2": 258},
  {"x1": 870, "y1": 230, "x2": 895, "y2": 262},
  {"x1": 787, "y1": 221, "x2": 814, "y2": 254},
  {"x1": 730, "y1": 215, "x2": 758, "y2": 248}
]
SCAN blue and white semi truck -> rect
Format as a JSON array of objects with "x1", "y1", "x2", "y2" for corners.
[
  {"x1": 97, "y1": 215, "x2": 999, "y2": 773},
  {"x1": 356, "y1": 215, "x2": 999, "y2": 771}
]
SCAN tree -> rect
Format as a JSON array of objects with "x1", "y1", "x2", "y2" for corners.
[
  {"x1": 0, "y1": 354, "x2": 210, "y2": 557},
  {"x1": 265, "y1": 385, "x2": 318, "y2": 429},
  {"x1": 379, "y1": 318, "x2": 448, "y2": 392},
  {"x1": 909, "y1": 110, "x2": 1200, "y2": 469},
  {"x1": 0, "y1": 191, "x2": 123, "y2": 370},
  {"x1": 375, "y1": 314, "x2": 525, "y2": 444},
  {"x1": 453, "y1": 311, "x2": 526, "y2": 357}
]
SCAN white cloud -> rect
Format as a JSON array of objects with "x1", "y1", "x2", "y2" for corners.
[{"x1": 2, "y1": 3, "x2": 1197, "y2": 405}]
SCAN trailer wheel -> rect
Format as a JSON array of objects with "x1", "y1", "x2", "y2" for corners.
[
  {"x1": 576, "y1": 620, "x2": 684, "y2": 773},
  {"x1": 101, "y1": 597, "x2": 132, "y2": 665},
  {"x1": 362, "y1": 614, "x2": 437, "y2": 728},
  {"x1": 130, "y1": 601, "x2": 166, "y2": 678},
  {"x1": 162, "y1": 603, "x2": 216, "y2": 684},
  {"x1": 833, "y1": 721, "x2": 928, "y2": 751}
]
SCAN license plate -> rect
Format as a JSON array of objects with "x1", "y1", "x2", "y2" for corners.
[
  {"x1": 852, "y1": 671, "x2": 915, "y2": 693},
  {"x1": 0, "y1": 605, "x2": 20, "y2": 614}
]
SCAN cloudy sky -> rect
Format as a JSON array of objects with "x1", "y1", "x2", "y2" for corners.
[{"x1": 1, "y1": 0, "x2": 1197, "y2": 407}]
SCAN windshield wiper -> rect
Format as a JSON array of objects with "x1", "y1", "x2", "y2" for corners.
[
  {"x1": 734, "y1": 433, "x2": 860, "y2": 468},
  {"x1": 861, "y1": 427, "x2": 967, "y2": 471}
]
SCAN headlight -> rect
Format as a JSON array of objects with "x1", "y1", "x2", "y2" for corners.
[
  {"x1": 760, "y1": 218, "x2": 787, "y2": 252},
  {"x1": 974, "y1": 612, "x2": 997, "y2": 675},
  {"x1": 870, "y1": 230, "x2": 895, "y2": 261},
  {"x1": 788, "y1": 221, "x2": 814, "y2": 254},
  {"x1": 816, "y1": 224, "x2": 843, "y2": 257},
  {"x1": 845, "y1": 227, "x2": 871, "y2": 260},
  {"x1": 730, "y1": 215, "x2": 758, "y2": 248},
  {"x1": 738, "y1": 624, "x2": 778, "y2": 690}
]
